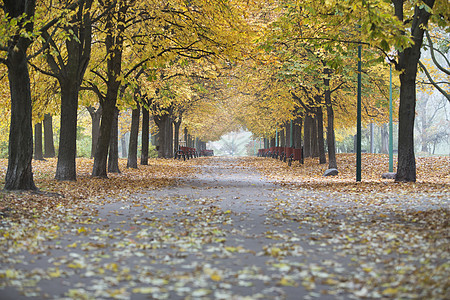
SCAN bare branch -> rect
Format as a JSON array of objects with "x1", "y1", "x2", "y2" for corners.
[
  {"x1": 425, "y1": 30, "x2": 450, "y2": 76},
  {"x1": 419, "y1": 60, "x2": 450, "y2": 102}
]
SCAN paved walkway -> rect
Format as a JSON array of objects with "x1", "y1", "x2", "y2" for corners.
[{"x1": 0, "y1": 157, "x2": 448, "y2": 299}]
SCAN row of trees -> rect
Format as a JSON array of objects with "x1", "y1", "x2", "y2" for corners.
[
  {"x1": 0, "y1": 0, "x2": 448, "y2": 190},
  {"x1": 231, "y1": 0, "x2": 448, "y2": 180},
  {"x1": 0, "y1": 0, "x2": 255, "y2": 190}
]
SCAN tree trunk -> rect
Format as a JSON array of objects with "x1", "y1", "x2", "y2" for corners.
[
  {"x1": 87, "y1": 106, "x2": 101, "y2": 159},
  {"x1": 279, "y1": 127, "x2": 285, "y2": 147},
  {"x1": 34, "y1": 122, "x2": 44, "y2": 160},
  {"x1": 43, "y1": 114, "x2": 55, "y2": 158},
  {"x1": 285, "y1": 121, "x2": 291, "y2": 148},
  {"x1": 303, "y1": 115, "x2": 312, "y2": 157},
  {"x1": 55, "y1": 82, "x2": 79, "y2": 181},
  {"x1": 316, "y1": 107, "x2": 327, "y2": 164},
  {"x1": 108, "y1": 108, "x2": 120, "y2": 173},
  {"x1": 324, "y1": 87, "x2": 337, "y2": 169},
  {"x1": 380, "y1": 124, "x2": 389, "y2": 154},
  {"x1": 140, "y1": 106, "x2": 149, "y2": 165},
  {"x1": 293, "y1": 116, "x2": 303, "y2": 149},
  {"x1": 311, "y1": 116, "x2": 319, "y2": 158},
  {"x1": 120, "y1": 133, "x2": 127, "y2": 158},
  {"x1": 173, "y1": 119, "x2": 182, "y2": 154},
  {"x1": 154, "y1": 113, "x2": 173, "y2": 158},
  {"x1": 421, "y1": 111, "x2": 428, "y2": 153},
  {"x1": 41, "y1": 0, "x2": 92, "y2": 181},
  {"x1": 183, "y1": 127, "x2": 188, "y2": 146},
  {"x1": 270, "y1": 137, "x2": 275, "y2": 148},
  {"x1": 127, "y1": 104, "x2": 140, "y2": 168},
  {"x1": 393, "y1": 0, "x2": 435, "y2": 182},
  {"x1": 92, "y1": 0, "x2": 127, "y2": 177},
  {"x1": 3, "y1": 0, "x2": 37, "y2": 191}
]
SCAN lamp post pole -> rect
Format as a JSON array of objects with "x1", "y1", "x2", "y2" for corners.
[
  {"x1": 275, "y1": 128, "x2": 278, "y2": 147},
  {"x1": 389, "y1": 63, "x2": 394, "y2": 172},
  {"x1": 356, "y1": 44, "x2": 362, "y2": 182}
]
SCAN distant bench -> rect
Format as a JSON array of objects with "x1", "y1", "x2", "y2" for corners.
[
  {"x1": 175, "y1": 147, "x2": 197, "y2": 160},
  {"x1": 175, "y1": 147, "x2": 214, "y2": 160},
  {"x1": 258, "y1": 147, "x2": 303, "y2": 166}
]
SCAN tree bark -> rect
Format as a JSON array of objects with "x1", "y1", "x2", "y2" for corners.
[
  {"x1": 3, "y1": 0, "x2": 37, "y2": 190},
  {"x1": 92, "y1": 0, "x2": 128, "y2": 177},
  {"x1": 34, "y1": 122, "x2": 44, "y2": 160},
  {"x1": 55, "y1": 82, "x2": 79, "y2": 180},
  {"x1": 127, "y1": 104, "x2": 140, "y2": 168},
  {"x1": 154, "y1": 113, "x2": 174, "y2": 158},
  {"x1": 380, "y1": 124, "x2": 388, "y2": 154},
  {"x1": 293, "y1": 116, "x2": 303, "y2": 149},
  {"x1": 324, "y1": 74, "x2": 337, "y2": 169},
  {"x1": 140, "y1": 106, "x2": 149, "y2": 165},
  {"x1": 279, "y1": 127, "x2": 285, "y2": 147},
  {"x1": 316, "y1": 107, "x2": 327, "y2": 164},
  {"x1": 392, "y1": 0, "x2": 435, "y2": 182},
  {"x1": 120, "y1": 133, "x2": 127, "y2": 158},
  {"x1": 108, "y1": 108, "x2": 120, "y2": 173},
  {"x1": 311, "y1": 116, "x2": 319, "y2": 158},
  {"x1": 87, "y1": 106, "x2": 101, "y2": 159},
  {"x1": 43, "y1": 114, "x2": 55, "y2": 158},
  {"x1": 270, "y1": 137, "x2": 275, "y2": 148},
  {"x1": 303, "y1": 115, "x2": 312, "y2": 157}
]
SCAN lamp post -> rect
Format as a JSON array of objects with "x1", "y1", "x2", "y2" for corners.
[
  {"x1": 389, "y1": 63, "x2": 394, "y2": 172},
  {"x1": 275, "y1": 128, "x2": 278, "y2": 147},
  {"x1": 385, "y1": 52, "x2": 394, "y2": 173},
  {"x1": 356, "y1": 44, "x2": 362, "y2": 182}
]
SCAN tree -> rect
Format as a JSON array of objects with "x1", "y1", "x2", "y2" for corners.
[
  {"x1": 392, "y1": 0, "x2": 436, "y2": 182},
  {"x1": 140, "y1": 104, "x2": 150, "y2": 165},
  {"x1": 92, "y1": 0, "x2": 131, "y2": 177},
  {"x1": 34, "y1": 0, "x2": 93, "y2": 181},
  {"x1": 127, "y1": 99, "x2": 139, "y2": 168},
  {"x1": 34, "y1": 122, "x2": 44, "y2": 160},
  {"x1": 1, "y1": 0, "x2": 37, "y2": 190},
  {"x1": 43, "y1": 113, "x2": 55, "y2": 158}
]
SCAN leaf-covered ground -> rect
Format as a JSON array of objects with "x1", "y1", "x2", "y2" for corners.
[{"x1": 0, "y1": 155, "x2": 448, "y2": 299}]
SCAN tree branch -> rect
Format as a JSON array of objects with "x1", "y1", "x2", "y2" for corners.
[
  {"x1": 28, "y1": 61, "x2": 59, "y2": 79},
  {"x1": 425, "y1": 30, "x2": 450, "y2": 76},
  {"x1": 90, "y1": 70, "x2": 108, "y2": 85},
  {"x1": 418, "y1": 60, "x2": 450, "y2": 102}
]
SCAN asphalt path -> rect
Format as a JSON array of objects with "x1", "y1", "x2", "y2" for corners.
[{"x1": 0, "y1": 157, "x2": 448, "y2": 299}]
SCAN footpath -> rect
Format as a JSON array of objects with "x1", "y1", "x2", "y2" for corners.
[{"x1": 0, "y1": 157, "x2": 448, "y2": 299}]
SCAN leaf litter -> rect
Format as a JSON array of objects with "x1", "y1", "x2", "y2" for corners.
[{"x1": 0, "y1": 155, "x2": 448, "y2": 299}]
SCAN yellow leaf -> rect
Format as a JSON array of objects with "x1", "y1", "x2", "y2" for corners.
[
  {"x1": 211, "y1": 273, "x2": 222, "y2": 282},
  {"x1": 279, "y1": 277, "x2": 296, "y2": 286},
  {"x1": 323, "y1": 278, "x2": 339, "y2": 285},
  {"x1": 48, "y1": 268, "x2": 61, "y2": 278},
  {"x1": 382, "y1": 287, "x2": 399, "y2": 295}
]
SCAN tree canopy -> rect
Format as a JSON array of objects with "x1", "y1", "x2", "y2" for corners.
[{"x1": 0, "y1": 0, "x2": 449, "y2": 188}]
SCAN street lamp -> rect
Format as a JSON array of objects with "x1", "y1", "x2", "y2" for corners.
[
  {"x1": 385, "y1": 52, "x2": 395, "y2": 173},
  {"x1": 356, "y1": 44, "x2": 362, "y2": 182}
]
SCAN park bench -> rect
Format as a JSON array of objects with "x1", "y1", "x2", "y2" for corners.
[
  {"x1": 199, "y1": 149, "x2": 214, "y2": 157},
  {"x1": 175, "y1": 146, "x2": 198, "y2": 160},
  {"x1": 281, "y1": 147, "x2": 294, "y2": 162},
  {"x1": 288, "y1": 148, "x2": 303, "y2": 166},
  {"x1": 258, "y1": 147, "x2": 303, "y2": 166}
]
